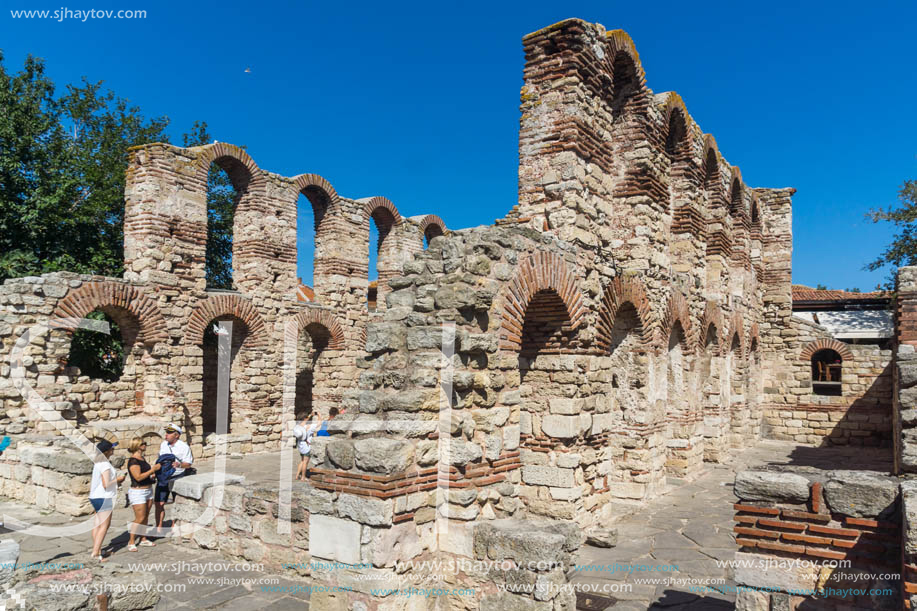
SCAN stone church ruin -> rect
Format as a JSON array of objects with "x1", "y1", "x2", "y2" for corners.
[{"x1": 0, "y1": 17, "x2": 909, "y2": 611}]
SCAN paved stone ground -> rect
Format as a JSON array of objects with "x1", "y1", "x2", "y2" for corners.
[
  {"x1": 570, "y1": 439, "x2": 892, "y2": 610},
  {"x1": 0, "y1": 441, "x2": 891, "y2": 610}
]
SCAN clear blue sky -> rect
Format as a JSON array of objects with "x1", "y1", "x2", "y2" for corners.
[{"x1": 3, "y1": 0, "x2": 915, "y2": 289}]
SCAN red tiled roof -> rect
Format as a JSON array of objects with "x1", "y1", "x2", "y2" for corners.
[
  {"x1": 297, "y1": 284, "x2": 314, "y2": 302},
  {"x1": 792, "y1": 285, "x2": 888, "y2": 302}
]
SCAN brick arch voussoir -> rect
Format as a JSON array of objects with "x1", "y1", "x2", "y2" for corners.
[
  {"x1": 284, "y1": 308, "x2": 346, "y2": 351},
  {"x1": 186, "y1": 295, "x2": 268, "y2": 347},
  {"x1": 194, "y1": 143, "x2": 263, "y2": 193},
  {"x1": 698, "y1": 301, "x2": 724, "y2": 352},
  {"x1": 800, "y1": 338, "x2": 852, "y2": 363},
  {"x1": 51, "y1": 282, "x2": 168, "y2": 346},
  {"x1": 498, "y1": 250, "x2": 585, "y2": 352},
  {"x1": 726, "y1": 312, "x2": 746, "y2": 358},
  {"x1": 362, "y1": 196, "x2": 403, "y2": 226},
  {"x1": 660, "y1": 290, "x2": 694, "y2": 354},
  {"x1": 605, "y1": 30, "x2": 647, "y2": 91},
  {"x1": 419, "y1": 215, "x2": 447, "y2": 240},
  {"x1": 292, "y1": 174, "x2": 339, "y2": 208},
  {"x1": 597, "y1": 276, "x2": 653, "y2": 351}
]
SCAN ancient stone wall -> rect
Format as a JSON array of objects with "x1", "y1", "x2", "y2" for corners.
[{"x1": 733, "y1": 469, "x2": 900, "y2": 610}]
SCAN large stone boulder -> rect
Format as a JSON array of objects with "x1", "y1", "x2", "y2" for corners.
[
  {"x1": 734, "y1": 471, "x2": 810, "y2": 504},
  {"x1": 824, "y1": 470, "x2": 899, "y2": 518}
]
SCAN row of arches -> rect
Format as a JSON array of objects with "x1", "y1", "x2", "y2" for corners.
[
  {"x1": 52, "y1": 282, "x2": 348, "y2": 438},
  {"x1": 136, "y1": 142, "x2": 448, "y2": 303}
]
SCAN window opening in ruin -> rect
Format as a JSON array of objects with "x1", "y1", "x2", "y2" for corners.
[
  {"x1": 298, "y1": 186, "x2": 329, "y2": 294},
  {"x1": 611, "y1": 52, "x2": 639, "y2": 119},
  {"x1": 667, "y1": 323, "x2": 686, "y2": 396},
  {"x1": 424, "y1": 223, "x2": 444, "y2": 248},
  {"x1": 205, "y1": 163, "x2": 240, "y2": 290},
  {"x1": 295, "y1": 323, "x2": 330, "y2": 421},
  {"x1": 665, "y1": 111, "x2": 687, "y2": 159},
  {"x1": 520, "y1": 289, "x2": 572, "y2": 360},
  {"x1": 751, "y1": 201, "x2": 760, "y2": 226},
  {"x1": 704, "y1": 149, "x2": 719, "y2": 192},
  {"x1": 368, "y1": 206, "x2": 396, "y2": 310},
  {"x1": 729, "y1": 179, "x2": 743, "y2": 218},
  {"x1": 201, "y1": 316, "x2": 247, "y2": 435},
  {"x1": 811, "y1": 348, "x2": 842, "y2": 396},
  {"x1": 67, "y1": 309, "x2": 131, "y2": 382}
]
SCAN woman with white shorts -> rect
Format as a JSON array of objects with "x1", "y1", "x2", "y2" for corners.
[{"x1": 126, "y1": 437, "x2": 160, "y2": 551}]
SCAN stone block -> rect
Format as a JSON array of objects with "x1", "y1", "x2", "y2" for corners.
[
  {"x1": 309, "y1": 514, "x2": 361, "y2": 564},
  {"x1": 354, "y1": 438, "x2": 414, "y2": 474},
  {"x1": 522, "y1": 465, "x2": 574, "y2": 488},
  {"x1": 824, "y1": 470, "x2": 898, "y2": 518},
  {"x1": 541, "y1": 414, "x2": 591, "y2": 439},
  {"x1": 170, "y1": 472, "x2": 245, "y2": 501},
  {"x1": 337, "y1": 493, "x2": 393, "y2": 526},
  {"x1": 734, "y1": 471, "x2": 810, "y2": 504}
]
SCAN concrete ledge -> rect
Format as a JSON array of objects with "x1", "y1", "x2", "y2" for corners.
[{"x1": 171, "y1": 472, "x2": 245, "y2": 501}]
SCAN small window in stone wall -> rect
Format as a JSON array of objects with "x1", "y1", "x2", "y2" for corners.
[
  {"x1": 811, "y1": 348, "x2": 842, "y2": 396},
  {"x1": 67, "y1": 310, "x2": 124, "y2": 382}
]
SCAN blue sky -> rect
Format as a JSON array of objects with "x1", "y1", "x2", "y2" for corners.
[{"x1": 2, "y1": 0, "x2": 915, "y2": 289}]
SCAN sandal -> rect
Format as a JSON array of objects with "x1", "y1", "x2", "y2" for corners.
[
  {"x1": 128, "y1": 544, "x2": 138, "y2": 552},
  {"x1": 139, "y1": 540, "x2": 155, "y2": 547},
  {"x1": 94, "y1": 555, "x2": 108, "y2": 563}
]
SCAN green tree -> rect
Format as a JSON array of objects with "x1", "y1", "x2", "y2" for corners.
[
  {"x1": 868, "y1": 180, "x2": 917, "y2": 287},
  {"x1": 0, "y1": 51, "x2": 171, "y2": 283},
  {"x1": 181, "y1": 121, "x2": 236, "y2": 289},
  {"x1": 816, "y1": 283, "x2": 828, "y2": 290}
]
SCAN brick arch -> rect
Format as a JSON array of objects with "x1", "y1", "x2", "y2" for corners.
[
  {"x1": 729, "y1": 168, "x2": 746, "y2": 219},
  {"x1": 726, "y1": 311, "x2": 746, "y2": 358},
  {"x1": 284, "y1": 308, "x2": 346, "y2": 351},
  {"x1": 52, "y1": 281, "x2": 168, "y2": 346},
  {"x1": 292, "y1": 173, "x2": 339, "y2": 206},
  {"x1": 362, "y1": 196, "x2": 403, "y2": 226},
  {"x1": 605, "y1": 30, "x2": 647, "y2": 117},
  {"x1": 498, "y1": 251, "x2": 585, "y2": 352},
  {"x1": 662, "y1": 94, "x2": 692, "y2": 149},
  {"x1": 595, "y1": 276, "x2": 653, "y2": 352},
  {"x1": 605, "y1": 30, "x2": 647, "y2": 90},
  {"x1": 419, "y1": 214, "x2": 447, "y2": 244},
  {"x1": 660, "y1": 291, "x2": 694, "y2": 354},
  {"x1": 698, "y1": 301, "x2": 724, "y2": 352},
  {"x1": 84, "y1": 427, "x2": 118, "y2": 444},
  {"x1": 187, "y1": 295, "x2": 268, "y2": 347},
  {"x1": 800, "y1": 338, "x2": 852, "y2": 362},
  {"x1": 193, "y1": 142, "x2": 264, "y2": 197}
]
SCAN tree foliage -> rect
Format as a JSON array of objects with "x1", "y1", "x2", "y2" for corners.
[
  {"x1": 67, "y1": 310, "x2": 123, "y2": 381},
  {"x1": 868, "y1": 180, "x2": 917, "y2": 287},
  {"x1": 0, "y1": 51, "x2": 171, "y2": 283}
]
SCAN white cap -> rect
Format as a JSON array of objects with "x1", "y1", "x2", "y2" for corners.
[{"x1": 164, "y1": 424, "x2": 183, "y2": 435}]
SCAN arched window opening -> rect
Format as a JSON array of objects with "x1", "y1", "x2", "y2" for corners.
[
  {"x1": 667, "y1": 323, "x2": 686, "y2": 396},
  {"x1": 294, "y1": 322, "x2": 331, "y2": 421},
  {"x1": 520, "y1": 289, "x2": 574, "y2": 361},
  {"x1": 67, "y1": 308, "x2": 138, "y2": 382},
  {"x1": 750, "y1": 200, "x2": 761, "y2": 227},
  {"x1": 205, "y1": 158, "x2": 250, "y2": 290},
  {"x1": 811, "y1": 348, "x2": 842, "y2": 396},
  {"x1": 607, "y1": 303, "x2": 647, "y2": 421},
  {"x1": 424, "y1": 223, "x2": 444, "y2": 248},
  {"x1": 201, "y1": 316, "x2": 248, "y2": 435},
  {"x1": 729, "y1": 178, "x2": 744, "y2": 218},
  {"x1": 699, "y1": 323, "x2": 719, "y2": 383},
  {"x1": 704, "y1": 149, "x2": 719, "y2": 192},
  {"x1": 368, "y1": 207, "x2": 397, "y2": 310},
  {"x1": 611, "y1": 52, "x2": 639, "y2": 119},
  {"x1": 297, "y1": 187, "x2": 328, "y2": 294},
  {"x1": 665, "y1": 111, "x2": 688, "y2": 160}
]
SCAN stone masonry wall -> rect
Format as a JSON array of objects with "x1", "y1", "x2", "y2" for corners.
[{"x1": 733, "y1": 469, "x2": 900, "y2": 610}]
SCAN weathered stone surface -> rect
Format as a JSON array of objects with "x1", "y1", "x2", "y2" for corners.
[
  {"x1": 0, "y1": 539, "x2": 19, "y2": 583},
  {"x1": 326, "y1": 439, "x2": 355, "y2": 470},
  {"x1": 522, "y1": 465, "x2": 574, "y2": 488},
  {"x1": 584, "y1": 527, "x2": 617, "y2": 548},
  {"x1": 309, "y1": 515, "x2": 361, "y2": 564},
  {"x1": 337, "y1": 493, "x2": 394, "y2": 526},
  {"x1": 353, "y1": 439, "x2": 414, "y2": 474},
  {"x1": 824, "y1": 470, "x2": 899, "y2": 518},
  {"x1": 445, "y1": 440, "x2": 483, "y2": 466},
  {"x1": 473, "y1": 519, "x2": 573, "y2": 566},
  {"x1": 171, "y1": 472, "x2": 245, "y2": 501},
  {"x1": 734, "y1": 471, "x2": 810, "y2": 504}
]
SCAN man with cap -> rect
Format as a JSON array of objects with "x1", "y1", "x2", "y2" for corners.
[{"x1": 154, "y1": 424, "x2": 193, "y2": 534}]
